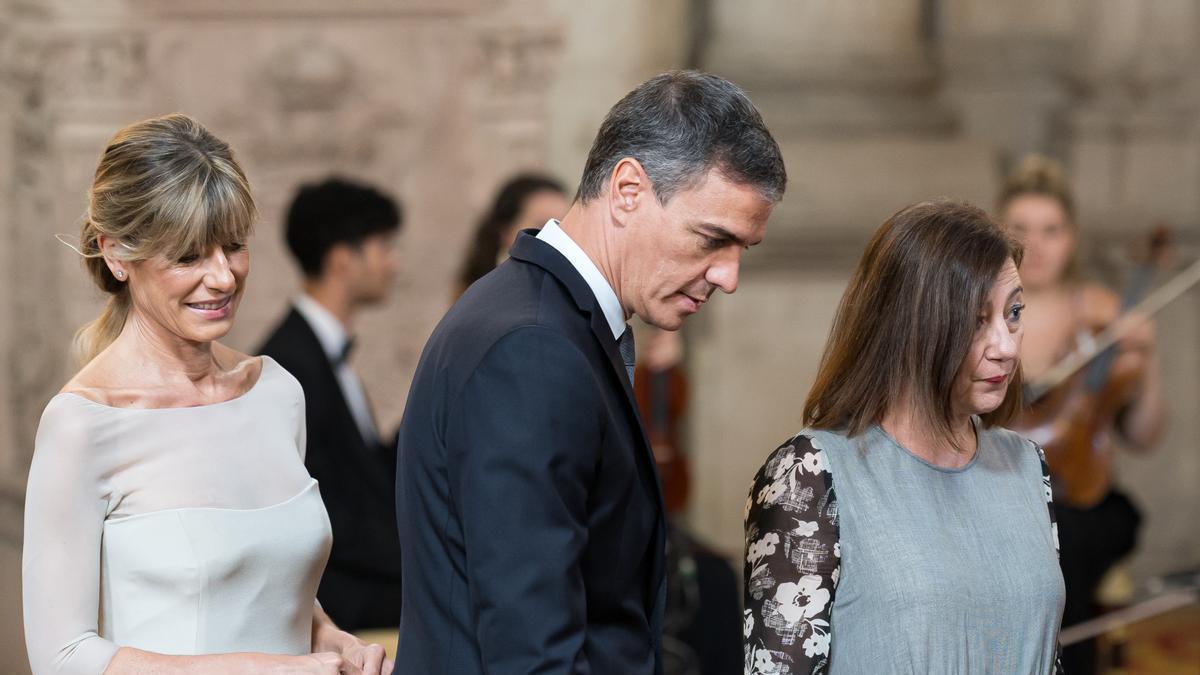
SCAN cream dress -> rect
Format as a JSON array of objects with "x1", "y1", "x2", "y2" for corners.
[{"x1": 22, "y1": 357, "x2": 332, "y2": 675}]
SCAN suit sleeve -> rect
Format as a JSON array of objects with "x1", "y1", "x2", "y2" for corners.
[{"x1": 445, "y1": 326, "x2": 601, "y2": 674}]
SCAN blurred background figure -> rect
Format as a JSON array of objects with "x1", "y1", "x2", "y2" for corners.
[
  {"x1": 998, "y1": 156, "x2": 1168, "y2": 674},
  {"x1": 259, "y1": 177, "x2": 405, "y2": 633},
  {"x1": 456, "y1": 173, "x2": 568, "y2": 298},
  {"x1": 634, "y1": 327, "x2": 741, "y2": 675}
]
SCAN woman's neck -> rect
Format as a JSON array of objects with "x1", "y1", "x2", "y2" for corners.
[
  {"x1": 114, "y1": 312, "x2": 224, "y2": 386},
  {"x1": 880, "y1": 397, "x2": 977, "y2": 469}
]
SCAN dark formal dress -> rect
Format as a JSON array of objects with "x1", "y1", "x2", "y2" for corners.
[
  {"x1": 259, "y1": 301, "x2": 402, "y2": 631},
  {"x1": 395, "y1": 226, "x2": 667, "y2": 674}
]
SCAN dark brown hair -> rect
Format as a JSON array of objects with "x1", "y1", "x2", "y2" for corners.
[
  {"x1": 458, "y1": 173, "x2": 565, "y2": 291},
  {"x1": 803, "y1": 199, "x2": 1024, "y2": 445}
]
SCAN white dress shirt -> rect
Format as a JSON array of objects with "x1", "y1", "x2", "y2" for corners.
[
  {"x1": 293, "y1": 294, "x2": 379, "y2": 446},
  {"x1": 536, "y1": 219, "x2": 626, "y2": 340}
]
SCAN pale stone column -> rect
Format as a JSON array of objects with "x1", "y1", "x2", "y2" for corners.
[
  {"x1": 544, "y1": 0, "x2": 691, "y2": 185},
  {"x1": 1069, "y1": 0, "x2": 1200, "y2": 233},
  {"x1": 939, "y1": 0, "x2": 1079, "y2": 163}
]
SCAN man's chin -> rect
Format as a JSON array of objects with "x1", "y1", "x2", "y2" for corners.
[{"x1": 641, "y1": 311, "x2": 685, "y2": 332}]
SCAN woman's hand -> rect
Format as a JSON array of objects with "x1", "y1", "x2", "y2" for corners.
[
  {"x1": 293, "y1": 652, "x2": 362, "y2": 674},
  {"x1": 310, "y1": 603, "x2": 392, "y2": 674},
  {"x1": 337, "y1": 638, "x2": 392, "y2": 675}
]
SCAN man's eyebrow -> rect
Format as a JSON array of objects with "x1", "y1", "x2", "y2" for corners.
[{"x1": 696, "y1": 223, "x2": 750, "y2": 247}]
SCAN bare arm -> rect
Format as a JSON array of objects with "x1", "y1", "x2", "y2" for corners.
[
  {"x1": 102, "y1": 649, "x2": 348, "y2": 675},
  {"x1": 1116, "y1": 344, "x2": 1167, "y2": 450}
]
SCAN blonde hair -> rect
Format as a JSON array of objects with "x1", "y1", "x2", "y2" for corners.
[
  {"x1": 997, "y1": 154, "x2": 1076, "y2": 223},
  {"x1": 74, "y1": 114, "x2": 256, "y2": 363}
]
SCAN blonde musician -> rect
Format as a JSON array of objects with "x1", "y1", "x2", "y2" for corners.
[{"x1": 997, "y1": 155, "x2": 1167, "y2": 675}]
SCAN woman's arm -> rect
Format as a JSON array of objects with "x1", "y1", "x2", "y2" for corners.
[
  {"x1": 1116, "y1": 341, "x2": 1167, "y2": 450},
  {"x1": 1034, "y1": 443, "x2": 1066, "y2": 675},
  {"x1": 102, "y1": 649, "x2": 351, "y2": 675},
  {"x1": 1083, "y1": 284, "x2": 1167, "y2": 450},
  {"x1": 743, "y1": 434, "x2": 840, "y2": 675}
]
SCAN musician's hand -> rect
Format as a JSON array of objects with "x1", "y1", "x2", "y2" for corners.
[{"x1": 1115, "y1": 311, "x2": 1156, "y2": 355}]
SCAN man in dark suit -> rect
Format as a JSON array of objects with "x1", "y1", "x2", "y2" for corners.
[
  {"x1": 395, "y1": 71, "x2": 786, "y2": 674},
  {"x1": 259, "y1": 177, "x2": 404, "y2": 631}
]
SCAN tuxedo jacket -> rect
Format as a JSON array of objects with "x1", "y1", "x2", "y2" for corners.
[
  {"x1": 395, "y1": 231, "x2": 667, "y2": 674},
  {"x1": 258, "y1": 308, "x2": 402, "y2": 630}
]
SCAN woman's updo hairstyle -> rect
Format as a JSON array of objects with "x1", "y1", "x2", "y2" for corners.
[
  {"x1": 997, "y1": 153, "x2": 1076, "y2": 224},
  {"x1": 74, "y1": 113, "x2": 256, "y2": 363}
]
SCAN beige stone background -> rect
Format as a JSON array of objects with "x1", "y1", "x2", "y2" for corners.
[{"x1": 2, "y1": 0, "x2": 1200, "y2": 669}]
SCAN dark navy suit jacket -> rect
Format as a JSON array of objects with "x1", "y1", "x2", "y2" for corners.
[{"x1": 395, "y1": 231, "x2": 666, "y2": 674}]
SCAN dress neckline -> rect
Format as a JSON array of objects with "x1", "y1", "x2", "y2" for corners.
[
  {"x1": 869, "y1": 417, "x2": 982, "y2": 474},
  {"x1": 57, "y1": 356, "x2": 273, "y2": 412}
]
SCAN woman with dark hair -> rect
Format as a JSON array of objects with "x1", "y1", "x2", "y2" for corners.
[
  {"x1": 456, "y1": 173, "x2": 567, "y2": 296},
  {"x1": 743, "y1": 200, "x2": 1064, "y2": 674},
  {"x1": 997, "y1": 155, "x2": 1165, "y2": 675}
]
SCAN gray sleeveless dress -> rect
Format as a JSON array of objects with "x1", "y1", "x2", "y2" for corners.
[{"x1": 744, "y1": 422, "x2": 1065, "y2": 674}]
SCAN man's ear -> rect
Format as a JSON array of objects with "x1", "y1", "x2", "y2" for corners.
[
  {"x1": 608, "y1": 157, "x2": 652, "y2": 227},
  {"x1": 323, "y1": 242, "x2": 358, "y2": 278}
]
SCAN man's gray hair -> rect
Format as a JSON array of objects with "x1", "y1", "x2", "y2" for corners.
[{"x1": 576, "y1": 70, "x2": 787, "y2": 205}]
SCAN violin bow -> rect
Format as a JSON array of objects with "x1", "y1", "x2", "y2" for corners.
[{"x1": 1027, "y1": 254, "x2": 1200, "y2": 401}]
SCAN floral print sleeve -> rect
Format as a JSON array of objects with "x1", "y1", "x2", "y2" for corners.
[
  {"x1": 1034, "y1": 442, "x2": 1066, "y2": 675},
  {"x1": 743, "y1": 434, "x2": 839, "y2": 675}
]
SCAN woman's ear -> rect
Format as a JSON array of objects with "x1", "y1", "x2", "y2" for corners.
[{"x1": 97, "y1": 235, "x2": 128, "y2": 281}]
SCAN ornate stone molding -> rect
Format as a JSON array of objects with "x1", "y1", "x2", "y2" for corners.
[
  {"x1": 469, "y1": 5, "x2": 563, "y2": 170},
  {"x1": 225, "y1": 36, "x2": 416, "y2": 168},
  {"x1": 6, "y1": 28, "x2": 147, "y2": 112}
]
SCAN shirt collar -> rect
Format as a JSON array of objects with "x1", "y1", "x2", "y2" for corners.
[
  {"x1": 293, "y1": 294, "x2": 349, "y2": 362},
  {"x1": 536, "y1": 219, "x2": 626, "y2": 340}
]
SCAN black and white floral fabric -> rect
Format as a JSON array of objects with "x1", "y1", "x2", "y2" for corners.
[{"x1": 743, "y1": 435, "x2": 839, "y2": 674}]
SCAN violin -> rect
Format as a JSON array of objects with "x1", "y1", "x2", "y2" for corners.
[
  {"x1": 633, "y1": 329, "x2": 691, "y2": 515},
  {"x1": 1011, "y1": 228, "x2": 1171, "y2": 508}
]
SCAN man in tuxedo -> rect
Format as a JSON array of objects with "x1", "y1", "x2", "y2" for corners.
[
  {"x1": 259, "y1": 177, "x2": 403, "y2": 631},
  {"x1": 395, "y1": 71, "x2": 786, "y2": 674}
]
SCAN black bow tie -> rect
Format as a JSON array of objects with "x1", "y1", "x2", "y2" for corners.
[{"x1": 336, "y1": 336, "x2": 356, "y2": 366}]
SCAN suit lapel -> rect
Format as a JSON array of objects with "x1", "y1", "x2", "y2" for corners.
[
  {"x1": 287, "y1": 308, "x2": 374, "y2": 453},
  {"x1": 509, "y1": 231, "x2": 657, "y2": 460}
]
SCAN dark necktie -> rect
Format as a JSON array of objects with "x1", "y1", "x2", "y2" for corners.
[
  {"x1": 618, "y1": 325, "x2": 636, "y2": 387},
  {"x1": 336, "y1": 336, "x2": 356, "y2": 366}
]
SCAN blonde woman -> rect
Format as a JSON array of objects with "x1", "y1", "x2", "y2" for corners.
[
  {"x1": 997, "y1": 156, "x2": 1166, "y2": 675},
  {"x1": 22, "y1": 114, "x2": 390, "y2": 675}
]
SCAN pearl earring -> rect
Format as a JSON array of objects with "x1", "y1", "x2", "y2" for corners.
[{"x1": 114, "y1": 270, "x2": 125, "y2": 280}]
